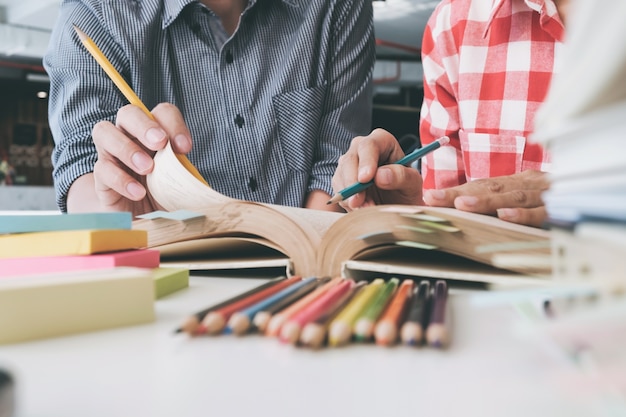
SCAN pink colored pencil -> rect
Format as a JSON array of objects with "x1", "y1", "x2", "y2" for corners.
[
  {"x1": 265, "y1": 277, "x2": 341, "y2": 337},
  {"x1": 279, "y1": 279, "x2": 355, "y2": 344}
]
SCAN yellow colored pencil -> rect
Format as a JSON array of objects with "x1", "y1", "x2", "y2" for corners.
[
  {"x1": 73, "y1": 25, "x2": 208, "y2": 185},
  {"x1": 327, "y1": 278, "x2": 385, "y2": 347}
]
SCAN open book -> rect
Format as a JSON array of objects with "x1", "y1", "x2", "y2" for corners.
[{"x1": 134, "y1": 144, "x2": 552, "y2": 286}]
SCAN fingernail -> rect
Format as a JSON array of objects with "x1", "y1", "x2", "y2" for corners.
[
  {"x1": 173, "y1": 134, "x2": 191, "y2": 150},
  {"x1": 427, "y1": 190, "x2": 446, "y2": 200},
  {"x1": 146, "y1": 127, "x2": 167, "y2": 145},
  {"x1": 457, "y1": 196, "x2": 478, "y2": 207},
  {"x1": 378, "y1": 167, "x2": 392, "y2": 185},
  {"x1": 131, "y1": 152, "x2": 153, "y2": 172},
  {"x1": 126, "y1": 182, "x2": 145, "y2": 199},
  {"x1": 497, "y1": 208, "x2": 518, "y2": 221}
]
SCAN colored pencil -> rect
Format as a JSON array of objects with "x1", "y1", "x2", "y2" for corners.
[
  {"x1": 327, "y1": 279, "x2": 385, "y2": 347},
  {"x1": 201, "y1": 276, "x2": 303, "y2": 334},
  {"x1": 265, "y1": 277, "x2": 341, "y2": 337},
  {"x1": 279, "y1": 279, "x2": 355, "y2": 345},
  {"x1": 175, "y1": 276, "x2": 288, "y2": 335},
  {"x1": 400, "y1": 280, "x2": 431, "y2": 346},
  {"x1": 300, "y1": 281, "x2": 366, "y2": 349},
  {"x1": 374, "y1": 279, "x2": 414, "y2": 346},
  {"x1": 225, "y1": 277, "x2": 318, "y2": 335},
  {"x1": 425, "y1": 280, "x2": 450, "y2": 348},
  {"x1": 327, "y1": 136, "x2": 449, "y2": 205},
  {"x1": 252, "y1": 277, "x2": 329, "y2": 332},
  {"x1": 72, "y1": 25, "x2": 208, "y2": 186},
  {"x1": 353, "y1": 278, "x2": 399, "y2": 342}
]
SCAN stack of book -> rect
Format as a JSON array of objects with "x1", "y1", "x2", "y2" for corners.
[
  {"x1": 532, "y1": 0, "x2": 626, "y2": 287},
  {"x1": 0, "y1": 212, "x2": 189, "y2": 344},
  {"x1": 527, "y1": 0, "x2": 626, "y2": 404}
]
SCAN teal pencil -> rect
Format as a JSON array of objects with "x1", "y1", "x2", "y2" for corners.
[{"x1": 327, "y1": 136, "x2": 450, "y2": 205}]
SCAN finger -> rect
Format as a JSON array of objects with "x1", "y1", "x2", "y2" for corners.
[
  {"x1": 449, "y1": 170, "x2": 549, "y2": 198},
  {"x1": 453, "y1": 189, "x2": 545, "y2": 214},
  {"x1": 496, "y1": 206, "x2": 548, "y2": 228},
  {"x1": 356, "y1": 128, "x2": 405, "y2": 183},
  {"x1": 115, "y1": 104, "x2": 169, "y2": 151},
  {"x1": 92, "y1": 120, "x2": 154, "y2": 176},
  {"x1": 93, "y1": 157, "x2": 146, "y2": 203},
  {"x1": 151, "y1": 103, "x2": 192, "y2": 154},
  {"x1": 422, "y1": 189, "x2": 457, "y2": 207},
  {"x1": 334, "y1": 143, "x2": 362, "y2": 192},
  {"x1": 374, "y1": 165, "x2": 423, "y2": 205}
]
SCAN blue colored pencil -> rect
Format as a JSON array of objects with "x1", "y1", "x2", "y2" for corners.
[
  {"x1": 327, "y1": 136, "x2": 449, "y2": 205},
  {"x1": 225, "y1": 277, "x2": 319, "y2": 335}
]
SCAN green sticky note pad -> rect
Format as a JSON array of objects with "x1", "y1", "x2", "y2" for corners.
[{"x1": 152, "y1": 267, "x2": 189, "y2": 299}]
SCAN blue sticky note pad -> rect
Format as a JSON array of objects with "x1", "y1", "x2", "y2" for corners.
[{"x1": 0, "y1": 212, "x2": 132, "y2": 234}]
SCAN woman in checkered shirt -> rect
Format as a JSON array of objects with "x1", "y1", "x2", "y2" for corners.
[{"x1": 333, "y1": 0, "x2": 570, "y2": 228}]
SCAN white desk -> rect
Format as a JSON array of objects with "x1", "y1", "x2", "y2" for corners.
[{"x1": 0, "y1": 276, "x2": 615, "y2": 417}]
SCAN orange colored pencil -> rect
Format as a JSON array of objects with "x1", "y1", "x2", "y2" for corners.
[
  {"x1": 201, "y1": 276, "x2": 302, "y2": 334},
  {"x1": 265, "y1": 277, "x2": 341, "y2": 337},
  {"x1": 279, "y1": 279, "x2": 355, "y2": 344},
  {"x1": 374, "y1": 279, "x2": 414, "y2": 346}
]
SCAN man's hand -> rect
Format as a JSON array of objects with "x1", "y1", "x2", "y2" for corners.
[
  {"x1": 67, "y1": 103, "x2": 193, "y2": 216},
  {"x1": 423, "y1": 170, "x2": 549, "y2": 227},
  {"x1": 331, "y1": 128, "x2": 424, "y2": 212}
]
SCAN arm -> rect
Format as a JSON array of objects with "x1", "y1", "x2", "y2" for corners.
[
  {"x1": 307, "y1": 0, "x2": 376, "y2": 203},
  {"x1": 45, "y1": 2, "x2": 190, "y2": 215}
]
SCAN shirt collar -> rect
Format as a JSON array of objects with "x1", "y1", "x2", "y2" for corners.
[
  {"x1": 484, "y1": 0, "x2": 565, "y2": 41},
  {"x1": 162, "y1": 0, "x2": 306, "y2": 29}
]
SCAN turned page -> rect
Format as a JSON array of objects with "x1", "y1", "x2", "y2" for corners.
[{"x1": 147, "y1": 142, "x2": 234, "y2": 211}]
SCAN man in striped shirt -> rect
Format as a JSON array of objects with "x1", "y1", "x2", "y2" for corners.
[
  {"x1": 45, "y1": 0, "x2": 375, "y2": 215},
  {"x1": 333, "y1": 0, "x2": 569, "y2": 227}
]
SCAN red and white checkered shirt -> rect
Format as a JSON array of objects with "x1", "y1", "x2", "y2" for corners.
[{"x1": 419, "y1": 0, "x2": 565, "y2": 190}]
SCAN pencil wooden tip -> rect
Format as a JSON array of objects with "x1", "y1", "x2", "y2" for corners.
[
  {"x1": 374, "y1": 321, "x2": 397, "y2": 346},
  {"x1": 328, "y1": 321, "x2": 351, "y2": 347},
  {"x1": 326, "y1": 194, "x2": 342, "y2": 205},
  {"x1": 72, "y1": 25, "x2": 87, "y2": 40},
  {"x1": 300, "y1": 324, "x2": 325, "y2": 349},
  {"x1": 279, "y1": 322, "x2": 301, "y2": 345},
  {"x1": 400, "y1": 322, "x2": 423, "y2": 346},
  {"x1": 227, "y1": 314, "x2": 251, "y2": 336},
  {"x1": 252, "y1": 312, "x2": 270, "y2": 332},
  {"x1": 202, "y1": 312, "x2": 226, "y2": 335},
  {"x1": 426, "y1": 324, "x2": 449, "y2": 348}
]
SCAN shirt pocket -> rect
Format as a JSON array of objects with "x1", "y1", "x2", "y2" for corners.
[
  {"x1": 458, "y1": 130, "x2": 527, "y2": 180},
  {"x1": 272, "y1": 83, "x2": 327, "y2": 172}
]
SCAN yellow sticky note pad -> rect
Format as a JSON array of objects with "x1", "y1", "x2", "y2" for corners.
[{"x1": 152, "y1": 267, "x2": 189, "y2": 299}]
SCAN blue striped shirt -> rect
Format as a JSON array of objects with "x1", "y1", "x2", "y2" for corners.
[{"x1": 44, "y1": 0, "x2": 375, "y2": 211}]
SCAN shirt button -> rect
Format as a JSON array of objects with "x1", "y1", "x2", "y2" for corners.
[
  {"x1": 248, "y1": 177, "x2": 258, "y2": 192},
  {"x1": 234, "y1": 114, "x2": 244, "y2": 128},
  {"x1": 225, "y1": 50, "x2": 233, "y2": 64}
]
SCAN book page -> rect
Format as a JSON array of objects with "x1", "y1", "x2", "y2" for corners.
[
  {"x1": 317, "y1": 205, "x2": 551, "y2": 278},
  {"x1": 146, "y1": 142, "x2": 234, "y2": 211}
]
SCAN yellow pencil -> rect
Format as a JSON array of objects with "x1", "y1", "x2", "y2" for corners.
[
  {"x1": 72, "y1": 25, "x2": 208, "y2": 185},
  {"x1": 327, "y1": 278, "x2": 385, "y2": 347}
]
